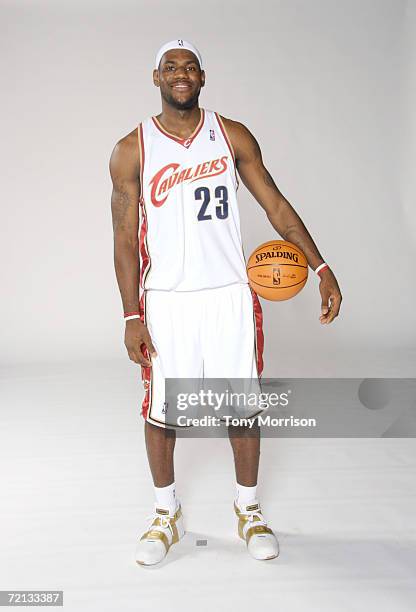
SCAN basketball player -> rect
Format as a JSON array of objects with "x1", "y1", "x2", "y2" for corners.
[{"x1": 110, "y1": 40, "x2": 342, "y2": 566}]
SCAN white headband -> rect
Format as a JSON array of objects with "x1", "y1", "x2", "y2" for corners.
[{"x1": 155, "y1": 39, "x2": 203, "y2": 70}]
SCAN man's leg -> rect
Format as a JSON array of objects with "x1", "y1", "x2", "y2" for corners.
[
  {"x1": 228, "y1": 419, "x2": 278, "y2": 559},
  {"x1": 144, "y1": 420, "x2": 176, "y2": 487},
  {"x1": 200, "y1": 283, "x2": 278, "y2": 560},
  {"x1": 135, "y1": 421, "x2": 184, "y2": 566},
  {"x1": 136, "y1": 289, "x2": 204, "y2": 566},
  {"x1": 228, "y1": 421, "x2": 260, "y2": 487}
]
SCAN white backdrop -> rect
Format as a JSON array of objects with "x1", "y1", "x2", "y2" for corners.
[
  {"x1": 1, "y1": 0, "x2": 415, "y2": 372},
  {"x1": 1, "y1": 4, "x2": 416, "y2": 610}
]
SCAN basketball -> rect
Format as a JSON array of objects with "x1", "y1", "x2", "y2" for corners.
[{"x1": 247, "y1": 240, "x2": 308, "y2": 301}]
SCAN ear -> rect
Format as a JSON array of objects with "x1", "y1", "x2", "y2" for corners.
[{"x1": 153, "y1": 69, "x2": 160, "y2": 87}]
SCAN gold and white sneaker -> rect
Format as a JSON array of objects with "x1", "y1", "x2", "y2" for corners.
[
  {"x1": 135, "y1": 502, "x2": 185, "y2": 566},
  {"x1": 234, "y1": 499, "x2": 279, "y2": 560}
]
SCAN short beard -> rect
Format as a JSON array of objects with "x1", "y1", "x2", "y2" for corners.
[{"x1": 161, "y1": 87, "x2": 200, "y2": 110}]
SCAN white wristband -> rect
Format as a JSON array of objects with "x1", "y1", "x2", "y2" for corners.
[
  {"x1": 124, "y1": 314, "x2": 141, "y2": 321},
  {"x1": 315, "y1": 262, "x2": 329, "y2": 276}
]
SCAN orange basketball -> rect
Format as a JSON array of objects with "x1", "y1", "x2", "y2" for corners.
[{"x1": 247, "y1": 240, "x2": 308, "y2": 301}]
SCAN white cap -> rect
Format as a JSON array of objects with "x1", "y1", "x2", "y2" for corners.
[{"x1": 155, "y1": 39, "x2": 203, "y2": 70}]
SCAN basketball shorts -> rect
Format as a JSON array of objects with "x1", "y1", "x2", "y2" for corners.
[{"x1": 139, "y1": 282, "x2": 264, "y2": 429}]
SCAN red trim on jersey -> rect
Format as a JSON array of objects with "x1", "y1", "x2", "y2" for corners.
[
  {"x1": 138, "y1": 123, "x2": 145, "y2": 200},
  {"x1": 250, "y1": 286, "x2": 264, "y2": 377},
  {"x1": 213, "y1": 112, "x2": 240, "y2": 190},
  {"x1": 140, "y1": 291, "x2": 152, "y2": 420},
  {"x1": 137, "y1": 124, "x2": 153, "y2": 420},
  {"x1": 151, "y1": 108, "x2": 205, "y2": 148},
  {"x1": 138, "y1": 206, "x2": 150, "y2": 291},
  {"x1": 139, "y1": 280, "x2": 151, "y2": 420},
  {"x1": 138, "y1": 123, "x2": 151, "y2": 294}
]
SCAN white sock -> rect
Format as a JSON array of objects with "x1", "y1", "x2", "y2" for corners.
[
  {"x1": 236, "y1": 483, "x2": 258, "y2": 507},
  {"x1": 154, "y1": 482, "x2": 177, "y2": 514}
]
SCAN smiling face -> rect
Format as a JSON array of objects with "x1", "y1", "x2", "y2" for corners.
[{"x1": 153, "y1": 48, "x2": 205, "y2": 110}]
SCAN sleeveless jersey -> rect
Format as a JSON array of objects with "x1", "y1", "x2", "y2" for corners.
[{"x1": 137, "y1": 108, "x2": 249, "y2": 293}]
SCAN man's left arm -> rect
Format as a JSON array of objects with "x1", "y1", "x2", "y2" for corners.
[{"x1": 224, "y1": 118, "x2": 342, "y2": 325}]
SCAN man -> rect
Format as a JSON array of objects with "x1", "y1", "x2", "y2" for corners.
[{"x1": 109, "y1": 39, "x2": 342, "y2": 566}]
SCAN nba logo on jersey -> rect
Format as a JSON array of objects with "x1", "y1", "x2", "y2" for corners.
[
  {"x1": 210, "y1": 129, "x2": 215, "y2": 141},
  {"x1": 162, "y1": 402, "x2": 168, "y2": 414}
]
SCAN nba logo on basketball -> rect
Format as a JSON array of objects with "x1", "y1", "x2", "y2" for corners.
[
  {"x1": 210, "y1": 130, "x2": 215, "y2": 141},
  {"x1": 273, "y1": 268, "x2": 280, "y2": 285}
]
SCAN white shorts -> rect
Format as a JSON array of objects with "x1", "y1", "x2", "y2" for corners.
[{"x1": 139, "y1": 282, "x2": 264, "y2": 428}]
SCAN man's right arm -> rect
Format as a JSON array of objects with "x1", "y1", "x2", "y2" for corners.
[{"x1": 109, "y1": 130, "x2": 156, "y2": 367}]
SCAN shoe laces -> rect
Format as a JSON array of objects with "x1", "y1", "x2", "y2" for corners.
[
  {"x1": 144, "y1": 511, "x2": 175, "y2": 537},
  {"x1": 244, "y1": 509, "x2": 267, "y2": 527}
]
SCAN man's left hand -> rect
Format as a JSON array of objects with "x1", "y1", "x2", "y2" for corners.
[{"x1": 318, "y1": 268, "x2": 342, "y2": 324}]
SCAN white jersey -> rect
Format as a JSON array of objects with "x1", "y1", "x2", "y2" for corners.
[{"x1": 137, "y1": 108, "x2": 249, "y2": 292}]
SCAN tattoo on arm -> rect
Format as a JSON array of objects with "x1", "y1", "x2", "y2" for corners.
[{"x1": 112, "y1": 187, "x2": 131, "y2": 232}]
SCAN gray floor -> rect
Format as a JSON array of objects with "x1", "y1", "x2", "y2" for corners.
[{"x1": 1, "y1": 353, "x2": 415, "y2": 612}]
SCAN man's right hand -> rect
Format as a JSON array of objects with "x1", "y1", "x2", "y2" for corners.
[{"x1": 124, "y1": 319, "x2": 157, "y2": 367}]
